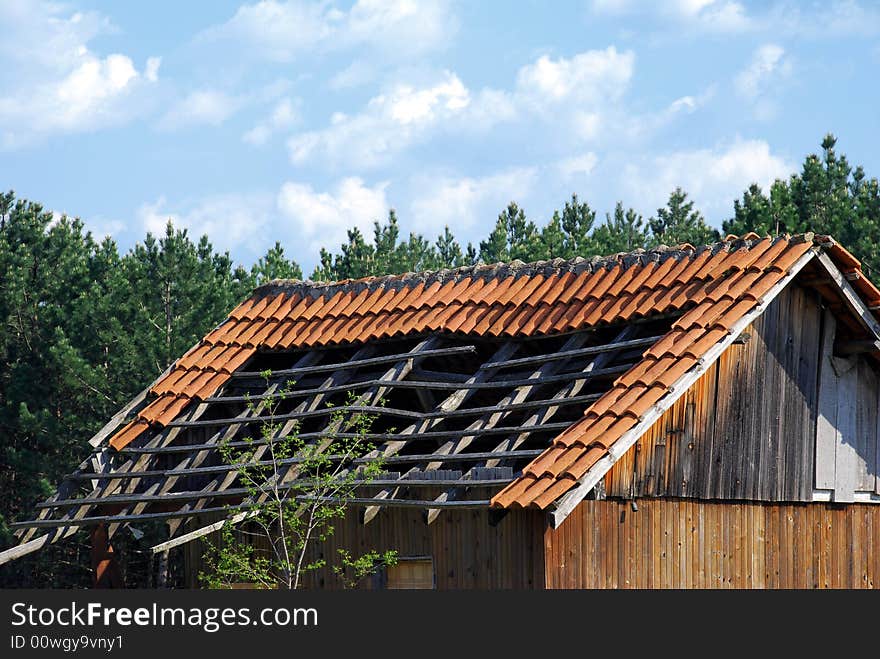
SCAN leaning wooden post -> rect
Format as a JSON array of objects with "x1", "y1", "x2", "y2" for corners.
[{"x1": 90, "y1": 523, "x2": 124, "y2": 588}]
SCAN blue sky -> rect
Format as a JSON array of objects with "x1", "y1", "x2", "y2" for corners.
[{"x1": 2, "y1": 0, "x2": 879, "y2": 273}]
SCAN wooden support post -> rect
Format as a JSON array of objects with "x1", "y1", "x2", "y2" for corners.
[{"x1": 91, "y1": 524, "x2": 124, "y2": 589}]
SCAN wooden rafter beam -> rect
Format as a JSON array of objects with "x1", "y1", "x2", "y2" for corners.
[
  {"x1": 425, "y1": 326, "x2": 638, "y2": 523},
  {"x1": 164, "y1": 344, "x2": 377, "y2": 536},
  {"x1": 358, "y1": 340, "x2": 521, "y2": 524}
]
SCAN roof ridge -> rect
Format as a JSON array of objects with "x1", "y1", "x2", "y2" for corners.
[{"x1": 254, "y1": 232, "x2": 811, "y2": 299}]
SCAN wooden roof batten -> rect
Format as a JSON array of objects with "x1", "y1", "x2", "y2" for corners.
[{"x1": 5, "y1": 232, "x2": 880, "y2": 566}]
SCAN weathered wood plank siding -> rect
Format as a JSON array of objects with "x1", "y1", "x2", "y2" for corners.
[
  {"x1": 184, "y1": 505, "x2": 545, "y2": 589},
  {"x1": 606, "y1": 284, "x2": 825, "y2": 501},
  {"x1": 545, "y1": 498, "x2": 880, "y2": 588}
]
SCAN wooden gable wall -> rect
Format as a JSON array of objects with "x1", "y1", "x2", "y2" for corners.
[{"x1": 604, "y1": 282, "x2": 880, "y2": 503}]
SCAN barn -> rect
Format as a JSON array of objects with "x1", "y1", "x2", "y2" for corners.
[{"x1": 3, "y1": 232, "x2": 880, "y2": 589}]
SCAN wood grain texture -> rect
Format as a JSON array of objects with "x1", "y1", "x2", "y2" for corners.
[
  {"x1": 607, "y1": 284, "x2": 824, "y2": 502},
  {"x1": 545, "y1": 498, "x2": 880, "y2": 589},
  {"x1": 184, "y1": 502, "x2": 545, "y2": 590}
]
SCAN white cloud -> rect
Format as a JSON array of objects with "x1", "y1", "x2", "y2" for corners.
[
  {"x1": 157, "y1": 90, "x2": 244, "y2": 131},
  {"x1": 734, "y1": 44, "x2": 791, "y2": 120},
  {"x1": 328, "y1": 60, "x2": 376, "y2": 90},
  {"x1": 199, "y1": 0, "x2": 457, "y2": 62},
  {"x1": 668, "y1": 0, "x2": 750, "y2": 31},
  {"x1": 0, "y1": 1, "x2": 159, "y2": 148},
  {"x1": 145, "y1": 57, "x2": 161, "y2": 83},
  {"x1": 277, "y1": 177, "x2": 390, "y2": 256},
  {"x1": 621, "y1": 139, "x2": 795, "y2": 221},
  {"x1": 735, "y1": 44, "x2": 788, "y2": 98},
  {"x1": 778, "y1": 1, "x2": 880, "y2": 38},
  {"x1": 515, "y1": 48, "x2": 634, "y2": 109},
  {"x1": 409, "y1": 168, "x2": 538, "y2": 240},
  {"x1": 288, "y1": 71, "x2": 472, "y2": 167},
  {"x1": 558, "y1": 153, "x2": 599, "y2": 181},
  {"x1": 591, "y1": 0, "x2": 751, "y2": 31},
  {"x1": 137, "y1": 193, "x2": 275, "y2": 256},
  {"x1": 243, "y1": 98, "x2": 299, "y2": 145},
  {"x1": 289, "y1": 47, "x2": 634, "y2": 168},
  {"x1": 592, "y1": 0, "x2": 880, "y2": 36}
]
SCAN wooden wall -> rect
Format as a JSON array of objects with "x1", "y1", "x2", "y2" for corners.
[
  {"x1": 815, "y1": 309, "x2": 880, "y2": 501},
  {"x1": 183, "y1": 506, "x2": 545, "y2": 590},
  {"x1": 545, "y1": 498, "x2": 880, "y2": 589},
  {"x1": 605, "y1": 283, "x2": 825, "y2": 501}
]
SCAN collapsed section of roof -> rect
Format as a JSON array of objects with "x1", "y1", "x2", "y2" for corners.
[{"x1": 4, "y1": 232, "x2": 880, "y2": 564}]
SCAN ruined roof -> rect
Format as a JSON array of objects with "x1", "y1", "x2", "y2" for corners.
[
  {"x1": 4, "y1": 231, "x2": 880, "y2": 564},
  {"x1": 115, "y1": 233, "x2": 862, "y2": 451}
]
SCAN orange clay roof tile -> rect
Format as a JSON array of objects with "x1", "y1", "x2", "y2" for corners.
[
  {"x1": 268, "y1": 292, "x2": 300, "y2": 320},
  {"x1": 490, "y1": 475, "x2": 537, "y2": 508},
  {"x1": 664, "y1": 254, "x2": 695, "y2": 285},
  {"x1": 228, "y1": 297, "x2": 257, "y2": 321},
  {"x1": 559, "y1": 270, "x2": 595, "y2": 304},
  {"x1": 251, "y1": 294, "x2": 278, "y2": 320},
  {"x1": 531, "y1": 272, "x2": 568, "y2": 305},
  {"x1": 605, "y1": 264, "x2": 637, "y2": 298},
  {"x1": 523, "y1": 444, "x2": 570, "y2": 477},
  {"x1": 624, "y1": 384, "x2": 669, "y2": 419},
  {"x1": 614, "y1": 356, "x2": 658, "y2": 389},
  {"x1": 770, "y1": 240, "x2": 814, "y2": 273},
  {"x1": 652, "y1": 354, "x2": 699, "y2": 389},
  {"x1": 711, "y1": 298, "x2": 758, "y2": 331},
  {"x1": 673, "y1": 298, "x2": 717, "y2": 330},
  {"x1": 826, "y1": 241, "x2": 861, "y2": 270},
  {"x1": 601, "y1": 292, "x2": 636, "y2": 324},
  {"x1": 530, "y1": 477, "x2": 578, "y2": 509},
  {"x1": 153, "y1": 396, "x2": 191, "y2": 426},
  {"x1": 411, "y1": 280, "x2": 443, "y2": 309},
  {"x1": 622, "y1": 261, "x2": 656, "y2": 295},
  {"x1": 486, "y1": 304, "x2": 521, "y2": 336},
  {"x1": 682, "y1": 327, "x2": 729, "y2": 358},
  {"x1": 430, "y1": 278, "x2": 460, "y2": 306},
  {"x1": 748, "y1": 237, "x2": 790, "y2": 271},
  {"x1": 672, "y1": 249, "x2": 712, "y2": 284},
  {"x1": 108, "y1": 419, "x2": 150, "y2": 451},
  {"x1": 495, "y1": 274, "x2": 532, "y2": 305},
  {"x1": 320, "y1": 290, "x2": 355, "y2": 318},
  {"x1": 176, "y1": 343, "x2": 212, "y2": 370},
  {"x1": 511, "y1": 475, "x2": 556, "y2": 505},
  {"x1": 641, "y1": 256, "x2": 679, "y2": 290},
  {"x1": 533, "y1": 302, "x2": 569, "y2": 334},
  {"x1": 584, "y1": 264, "x2": 623, "y2": 300},
  {"x1": 152, "y1": 367, "x2": 190, "y2": 395},
  {"x1": 156, "y1": 369, "x2": 200, "y2": 396},
  {"x1": 470, "y1": 276, "x2": 505, "y2": 306},
  {"x1": 560, "y1": 446, "x2": 607, "y2": 481},
  {"x1": 605, "y1": 384, "x2": 649, "y2": 417},
  {"x1": 541, "y1": 445, "x2": 586, "y2": 478},
  {"x1": 192, "y1": 372, "x2": 229, "y2": 400}
]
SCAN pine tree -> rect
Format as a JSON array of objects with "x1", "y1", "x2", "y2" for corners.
[
  {"x1": 538, "y1": 212, "x2": 566, "y2": 260},
  {"x1": 251, "y1": 242, "x2": 302, "y2": 285},
  {"x1": 560, "y1": 193, "x2": 596, "y2": 257},
  {"x1": 479, "y1": 202, "x2": 540, "y2": 263},
  {"x1": 593, "y1": 202, "x2": 646, "y2": 254},
  {"x1": 434, "y1": 226, "x2": 465, "y2": 268},
  {"x1": 648, "y1": 187, "x2": 719, "y2": 247}
]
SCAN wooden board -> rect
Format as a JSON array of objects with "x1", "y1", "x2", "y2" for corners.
[
  {"x1": 606, "y1": 284, "x2": 824, "y2": 503},
  {"x1": 545, "y1": 498, "x2": 880, "y2": 589}
]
